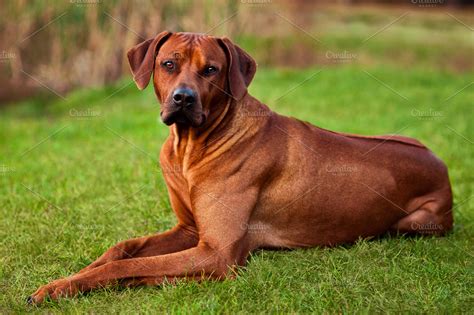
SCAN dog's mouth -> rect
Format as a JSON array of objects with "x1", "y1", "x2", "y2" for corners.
[{"x1": 161, "y1": 108, "x2": 206, "y2": 127}]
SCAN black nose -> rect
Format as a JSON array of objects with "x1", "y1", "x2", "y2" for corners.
[{"x1": 172, "y1": 88, "x2": 196, "y2": 107}]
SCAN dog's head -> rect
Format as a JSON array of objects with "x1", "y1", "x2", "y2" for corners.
[{"x1": 127, "y1": 31, "x2": 256, "y2": 128}]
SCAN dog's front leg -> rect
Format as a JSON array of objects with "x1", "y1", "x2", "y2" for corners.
[
  {"x1": 75, "y1": 225, "x2": 198, "y2": 275},
  {"x1": 28, "y1": 185, "x2": 258, "y2": 304},
  {"x1": 28, "y1": 241, "x2": 245, "y2": 304}
]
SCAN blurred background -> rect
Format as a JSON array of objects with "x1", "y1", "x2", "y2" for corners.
[{"x1": 0, "y1": 0, "x2": 472, "y2": 104}]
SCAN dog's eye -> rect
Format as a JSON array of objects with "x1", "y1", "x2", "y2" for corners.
[
  {"x1": 203, "y1": 66, "x2": 218, "y2": 76},
  {"x1": 162, "y1": 61, "x2": 175, "y2": 71}
]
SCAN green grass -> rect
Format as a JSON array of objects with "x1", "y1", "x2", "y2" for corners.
[{"x1": 0, "y1": 64, "x2": 473, "y2": 313}]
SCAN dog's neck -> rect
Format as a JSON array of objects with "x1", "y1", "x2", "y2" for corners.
[{"x1": 171, "y1": 96, "x2": 233, "y2": 139}]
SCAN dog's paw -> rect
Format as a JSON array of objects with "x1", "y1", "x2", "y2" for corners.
[{"x1": 27, "y1": 278, "x2": 77, "y2": 305}]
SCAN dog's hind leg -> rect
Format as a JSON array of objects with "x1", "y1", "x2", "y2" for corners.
[{"x1": 391, "y1": 187, "x2": 453, "y2": 235}]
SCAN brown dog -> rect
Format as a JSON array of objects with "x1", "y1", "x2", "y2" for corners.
[{"x1": 28, "y1": 32, "x2": 453, "y2": 304}]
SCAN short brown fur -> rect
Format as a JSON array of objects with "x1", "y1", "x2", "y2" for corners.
[{"x1": 29, "y1": 32, "x2": 453, "y2": 304}]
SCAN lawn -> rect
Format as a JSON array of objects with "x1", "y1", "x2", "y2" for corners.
[{"x1": 0, "y1": 62, "x2": 473, "y2": 313}]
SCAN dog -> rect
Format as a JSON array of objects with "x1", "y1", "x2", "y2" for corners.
[{"x1": 28, "y1": 31, "x2": 453, "y2": 304}]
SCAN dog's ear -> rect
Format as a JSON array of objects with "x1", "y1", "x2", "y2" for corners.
[
  {"x1": 127, "y1": 31, "x2": 172, "y2": 90},
  {"x1": 218, "y1": 37, "x2": 257, "y2": 101}
]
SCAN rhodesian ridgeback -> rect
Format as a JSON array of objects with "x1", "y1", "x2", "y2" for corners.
[{"x1": 28, "y1": 32, "x2": 453, "y2": 304}]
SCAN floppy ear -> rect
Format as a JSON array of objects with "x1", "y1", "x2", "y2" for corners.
[
  {"x1": 127, "y1": 31, "x2": 172, "y2": 90},
  {"x1": 218, "y1": 37, "x2": 257, "y2": 100}
]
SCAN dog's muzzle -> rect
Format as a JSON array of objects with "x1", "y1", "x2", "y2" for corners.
[{"x1": 161, "y1": 87, "x2": 205, "y2": 127}]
